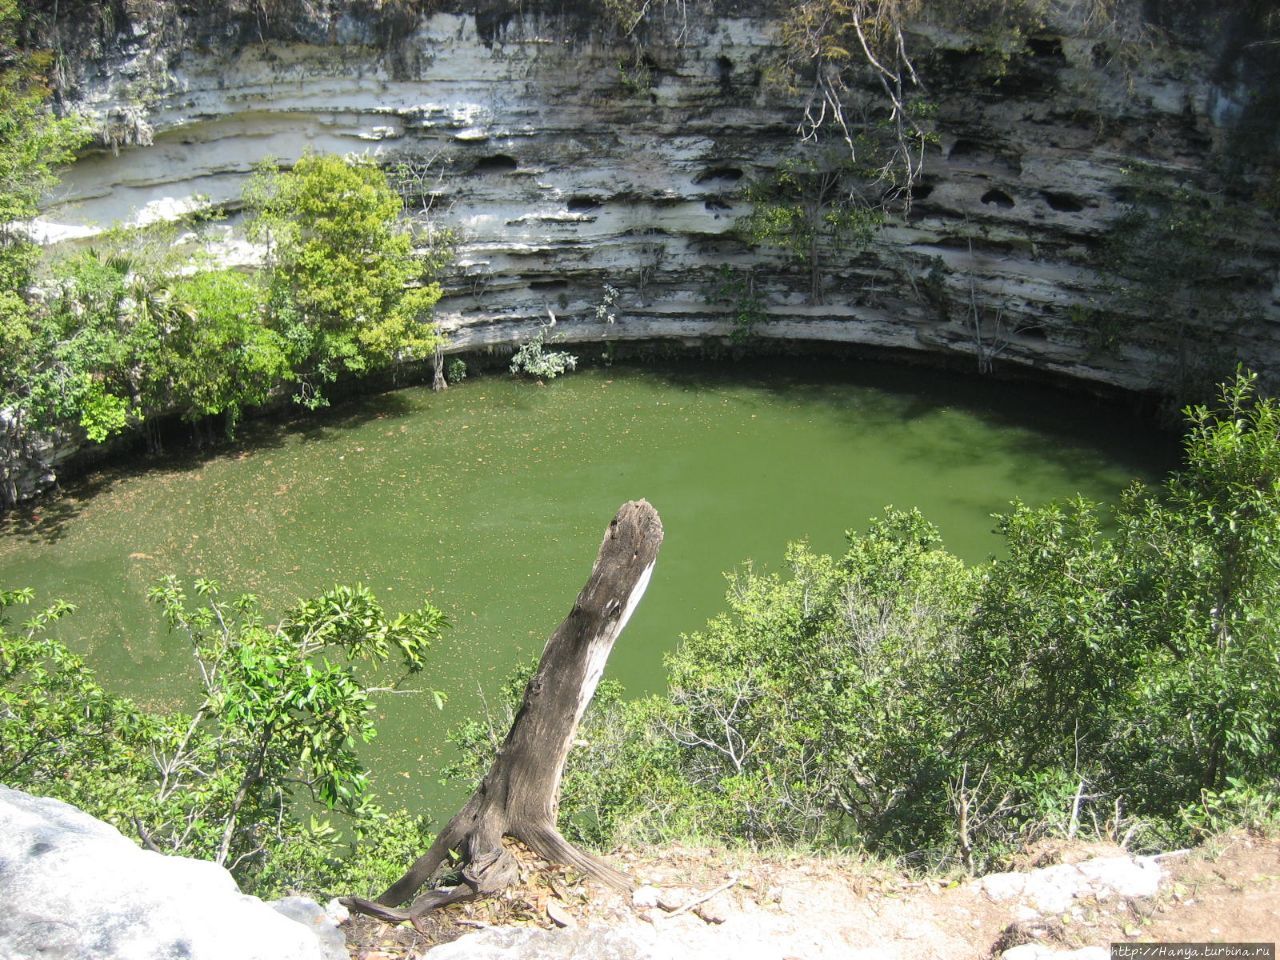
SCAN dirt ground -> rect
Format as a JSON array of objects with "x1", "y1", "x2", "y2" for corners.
[{"x1": 343, "y1": 833, "x2": 1280, "y2": 959}]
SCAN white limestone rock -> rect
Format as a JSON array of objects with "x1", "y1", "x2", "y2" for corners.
[
  {"x1": 270, "y1": 896, "x2": 349, "y2": 960},
  {"x1": 631, "y1": 885, "x2": 661, "y2": 909},
  {"x1": 979, "y1": 855, "x2": 1162, "y2": 916},
  {"x1": 323, "y1": 897, "x2": 351, "y2": 926},
  {"x1": 0, "y1": 785, "x2": 338, "y2": 960}
]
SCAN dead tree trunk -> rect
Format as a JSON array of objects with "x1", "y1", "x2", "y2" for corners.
[
  {"x1": 343, "y1": 499, "x2": 663, "y2": 926},
  {"x1": 431, "y1": 343, "x2": 447, "y2": 391}
]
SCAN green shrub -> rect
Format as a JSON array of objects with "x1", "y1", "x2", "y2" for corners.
[
  {"x1": 509, "y1": 323, "x2": 578, "y2": 379},
  {"x1": 543, "y1": 371, "x2": 1280, "y2": 868},
  {"x1": 0, "y1": 579, "x2": 448, "y2": 897},
  {"x1": 245, "y1": 152, "x2": 446, "y2": 407}
]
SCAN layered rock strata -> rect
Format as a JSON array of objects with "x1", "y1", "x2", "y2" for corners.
[{"x1": 20, "y1": 2, "x2": 1280, "y2": 434}]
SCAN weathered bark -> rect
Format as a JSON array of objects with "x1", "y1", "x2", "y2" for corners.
[
  {"x1": 431, "y1": 343, "x2": 447, "y2": 391},
  {"x1": 343, "y1": 500, "x2": 663, "y2": 926}
]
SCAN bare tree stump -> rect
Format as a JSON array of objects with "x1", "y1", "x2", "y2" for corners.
[{"x1": 343, "y1": 500, "x2": 663, "y2": 926}]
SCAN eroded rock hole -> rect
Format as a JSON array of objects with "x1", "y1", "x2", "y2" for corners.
[
  {"x1": 471, "y1": 155, "x2": 518, "y2": 175},
  {"x1": 981, "y1": 188, "x2": 1016, "y2": 209},
  {"x1": 530, "y1": 279, "x2": 568, "y2": 292},
  {"x1": 694, "y1": 166, "x2": 743, "y2": 185},
  {"x1": 716, "y1": 55, "x2": 733, "y2": 91},
  {"x1": 1042, "y1": 191, "x2": 1085, "y2": 212},
  {"x1": 567, "y1": 196, "x2": 601, "y2": 212},
  {"x1": 1026, "y1": 35, "x2": 1067, "y2": 64},
  {"x1": 705, "y1": 199, "x2": 732, "y2": 211}
]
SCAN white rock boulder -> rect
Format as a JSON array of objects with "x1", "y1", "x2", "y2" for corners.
[
  {"x1": 0, "y1": 785, "x2": 341, "y2": 960},
  {"x1": 979, "y1": 855, "x2": 1162, "y2": 916}
]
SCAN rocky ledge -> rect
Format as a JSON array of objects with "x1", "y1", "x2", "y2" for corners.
[
  {"x1": 7, "y1": 785, "x2": 1276, "y2": 960},
  {"x1": 0, "y1": 784, "x2": 347, "y2": 960}
]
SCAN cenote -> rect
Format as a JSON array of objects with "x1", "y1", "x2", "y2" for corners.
[{"x1": 0, "y1": 357, "x2": 1173, "y2": 814}]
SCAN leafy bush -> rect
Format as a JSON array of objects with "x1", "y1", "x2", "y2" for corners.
[
  {"x1": 0, "y1": 579, "x2": 448, "y2": 897},
  {"x1": 509, "y1": 323, "x2": 578, "y2": 380},
  {"x1": 246, "y1": 152, "x2": 446, "y2": 407},
  {"x1": 1179, "y1": 780, "x2": 1280, "y2": 842},
  {"x1": 534, "y1": 370, "x2": 1280, "y2": 869},
  {"x1": 168, "y1": 269, "x2": 283, "y2": 430}
]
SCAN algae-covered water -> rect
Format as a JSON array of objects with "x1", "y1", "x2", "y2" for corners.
[{"x1": 0, "y1": 359, "x2": 1172, "y2": 813}]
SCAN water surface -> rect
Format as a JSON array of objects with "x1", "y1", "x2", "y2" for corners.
[{"x1": 0, "y1": 359, "x2": 1171, "y2": 812}]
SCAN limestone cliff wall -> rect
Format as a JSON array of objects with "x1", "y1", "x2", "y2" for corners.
[{"x1": 24, "y1": 0, "x2": 1280, "y2": 396}]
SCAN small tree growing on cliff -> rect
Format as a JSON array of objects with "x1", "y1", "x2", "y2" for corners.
[
  {"x1": 245, "y1": 152, "x2": 445, "y2": 407},
  {"x1": 740, "y1": 146, "x2": 883, "y2": 304}
]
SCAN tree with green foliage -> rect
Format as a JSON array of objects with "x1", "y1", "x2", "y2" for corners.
[
  {"x1": 246, "y1": 152, "x2": 445, "y2": 407},
  {"x1": 1111, "y1": 371, "x2": 1280, "y2": 808},
  {"x1": 659, "y1": 509, "x2": 973, "y2": 849},
  {"x1": 0, "y1": 588, "x2": 150, "y2": 812},
  {"x1": 22, "y1": 251, "x2": 125, "y2": 436},
  {"x1": 0, "y1": 0, "x2": 87, "y2": 506},
  {"x1": 0, "y1": 246, "x2": 157, "y2": 497},
  {"x1": 954, "y1": 370, "x2": 1280, "y2": 848},
  {"x1": 168, "y1": 269, "x2": 284, "y2": 435},
  {"x1": 740, "y1": 146, "x2": 883, "y2": 304},
  {"x1": 0, "y1": 579, "x2": 448, "y2": 895},
  {"x1": 28, "y1": 246, "x2": 193, "y2": 453}
]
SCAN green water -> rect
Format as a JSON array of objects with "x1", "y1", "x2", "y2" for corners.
[{"x1": 0, "y1": 359, "x2": 1171, "y2": 813}]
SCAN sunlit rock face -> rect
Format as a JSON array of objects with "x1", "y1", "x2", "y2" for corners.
[
  {"x1": 0, "y1": 785, "x2": 342, "y2": 960},
  {"x1": 30, "y1": 0, "x2": 1280, "y2": 394}
]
